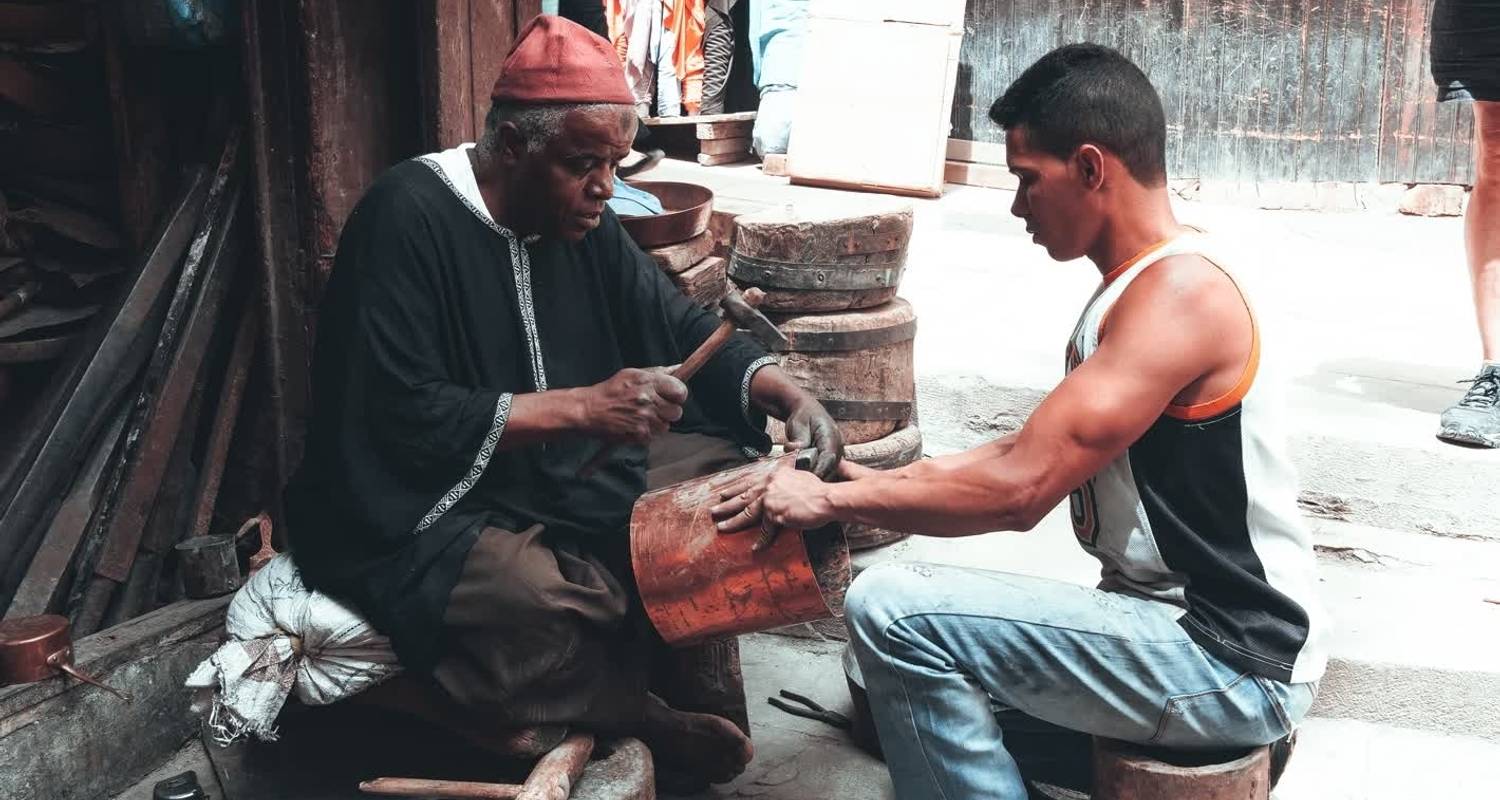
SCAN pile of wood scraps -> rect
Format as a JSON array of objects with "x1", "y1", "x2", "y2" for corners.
[
  {"x1": 642, "y1": 110, "x2": 756, "y2": 166},
  {"x1": 0, "y1": 130, "x2": 259, "y2": 639},
  {"x1": 0, "y1": 2, "x2": 123, "y2": 416}
]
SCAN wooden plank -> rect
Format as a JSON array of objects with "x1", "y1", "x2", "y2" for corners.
[
  {"x1": 644, "y1": 110, "x2": 756, "y2": 126},
  {"x1": 697, "y1": 150, "x2": 752, "y2": 166},
  {"x1": 699, "y1": 136, "x2": 750, "y2": 156},
  {"x1": 0, "y1": 172, "x2": 209, "y2": 613},
  {"x1": 943, "y1": 160, "x2": 1018, "y2": 190},
  {"x1": 645, "y1": 230, "x2": 715, "y2": 275},
  {"x1": 762, "y1": 153, "x2": 789, "y2": 177},
  {"x1": 189, "y1": 295, "x2": 260, "y2": 538},
  {"x1": 241, "y1": 0, "x2": 311, "y2": 531},
  {"x1": 670, "y1": 255, "x2": 728, "y2": 308},
  {"x1": 469, "y1": 0, "x2": 517, "y2": 143},
  {"x1": 946, "y1": 138, "x2": 1006, "y2": 165},
  {"x1": 101, "y1": 5, "x2": 173, "y2": 250},
  {"x1": 0, "y1": 2, "x2": 96, "y2": 45},
  {"x1": 696, "y1": 119, "x2": 753, "y2": 140},
  {"x1": 419, "y1": 0, "x2": 474, "y2": 151},
  {"x1": 4, "y1": 408, "x2": 126, "y2": 619},
  {"x1": 0, "y1": 598, "x2": 229, "y2": 800}
]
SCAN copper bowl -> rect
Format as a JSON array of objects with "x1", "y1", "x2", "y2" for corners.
[{"x1": 619, "y1": 181, "x2": 714, "y2": 248}]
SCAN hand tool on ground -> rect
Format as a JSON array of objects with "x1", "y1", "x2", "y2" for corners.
[
  {"x1": 358, "y1": 732, "x2": 595, "y2": 800},
  {"x1": 577, "y1": 287, "x2": 787, "y2": 477},
  {"x1": 0, "y1": 614, "x2": 131, "y2": 700},
  {"x1": 767, "y1": 688, "x2": 851, "y2": 730}
]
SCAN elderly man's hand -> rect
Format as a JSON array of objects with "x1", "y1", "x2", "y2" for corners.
[
  {"x1": 783, "y1": 400, "x2": 843, "y2": 479},
  {"x1": 582, "y1": 366, "x2": 687, "y2": 445}
]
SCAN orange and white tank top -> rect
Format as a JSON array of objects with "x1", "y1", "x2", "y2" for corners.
[{"x1": 1064, "y1": 231, "x2": 1327, "y2": 685}]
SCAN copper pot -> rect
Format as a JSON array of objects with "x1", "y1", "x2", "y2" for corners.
[
  {"x1": 630, "y1": 453, "x2": 850, "y2": 645},
  {"x1": 0, "y1": 614, "x2": 130, "y2": 700},
  {"x1": 618, "y1": 180, "x2": 714, "y2": 248}
]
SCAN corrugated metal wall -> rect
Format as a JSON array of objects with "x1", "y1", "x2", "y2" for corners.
[{"x1": 952, "y1": 0, "x2": 1475, "y2": 185}]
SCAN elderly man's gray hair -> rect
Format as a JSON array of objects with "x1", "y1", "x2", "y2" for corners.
[{"x1": 481, "y1": 102, "x2": 627, "y2": 154}]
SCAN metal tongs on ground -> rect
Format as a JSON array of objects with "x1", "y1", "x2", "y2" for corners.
[{"x1": 766, "y1": 688, "x2": 851, "y2": 731}]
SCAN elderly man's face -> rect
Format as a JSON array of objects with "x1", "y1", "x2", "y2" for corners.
[{"x1": 523, "y1": 106, "x2": 636, "y2": 242}]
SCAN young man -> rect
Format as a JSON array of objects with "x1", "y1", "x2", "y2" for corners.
[
  {"x1": 285, "y1": 16, "x2": 840, "y2": 787},
  {"x1": 714, "y1": 44, "x2": 1326, "y2": 798}
]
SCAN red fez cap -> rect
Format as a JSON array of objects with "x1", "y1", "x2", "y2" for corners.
[{"x1": 490, "y1": 15, "x2": 634, "y2": 105}]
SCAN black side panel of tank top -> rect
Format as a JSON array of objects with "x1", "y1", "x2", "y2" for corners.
[{"x1": 1127, "y1": 408, "x2": 1310, "y2": 682}]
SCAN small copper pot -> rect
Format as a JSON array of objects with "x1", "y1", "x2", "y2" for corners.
[{"x1": 0, "y1": 614, "x2": 131, "y2": 700}]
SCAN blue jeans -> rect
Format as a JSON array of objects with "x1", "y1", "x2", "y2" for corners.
[{"x1": 845, "y1": 562, "x2": 1317, "y2": 800}]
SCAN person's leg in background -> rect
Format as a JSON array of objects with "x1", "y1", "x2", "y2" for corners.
[
  {"x1": 1440, "y1": 103, "x2": 1500, "y2": 446},
  {"x1": 844, "y1": 563, "x2": 1313, "y2": 800},
  {"x1": 1434, "y1": 0, "x2": 1500, "y2": 446}
]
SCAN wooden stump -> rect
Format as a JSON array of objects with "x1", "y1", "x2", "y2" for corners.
[
  {"x1": 1093, "y1": 738, "x2": 1270, "y2": 800},
  {"x1": 843, "y1": 425, "x2": 922, "y2": 550},
  {"x1": 768, "y1": 298, "x2": 916, "y2": 445},
  {"x1": 729, "y1": 198, "x2": 913, "y2": 312},
  {"x1": 669, "y1": 255, "x2": 728, "y2": 309},
  {"x1": 644, "y1": 229, "x2": 715, "y2": 275}
]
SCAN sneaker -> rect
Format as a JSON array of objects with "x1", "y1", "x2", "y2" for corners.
[{"x1": 1438, "y1": 363, "x2": 1500, "y2": 447}]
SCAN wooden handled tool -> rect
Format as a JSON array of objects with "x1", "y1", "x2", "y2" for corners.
[
  {"x1": 358, "y1": 732, "x2": 595, "y2": 800},
  {"x1": 576, "y1": 287, "x2": 782, "y2": 477}
]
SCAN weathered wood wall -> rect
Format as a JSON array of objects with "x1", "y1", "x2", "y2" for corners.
[
  {"x1": 418, "y1": 0, "x2": 545, "y2": 152},
  {"x1": 954, "y1": 0, "x2": 1475, "y2": 185}
]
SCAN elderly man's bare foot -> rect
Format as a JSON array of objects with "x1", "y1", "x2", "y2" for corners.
[{"x1": 638, "y1": 695, "x2": 753, "y2": 786}]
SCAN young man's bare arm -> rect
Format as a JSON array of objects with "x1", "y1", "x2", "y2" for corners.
[{"x1": 752, "y1": 256, "x2": 1251, "y2": 536}]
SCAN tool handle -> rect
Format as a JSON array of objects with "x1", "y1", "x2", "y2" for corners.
[
  {"x1": 516, "y1": 732, "x2": 595, "y2": 800},
  {"x1": 577, "y1": 319, "x2": 737, "y2": 477},
  {"x1": 359, "y1": 777, "x2": 521, "y2": 799},
  {"x1": 47, "y1": 653, "x2": 132, "y2": 702}
]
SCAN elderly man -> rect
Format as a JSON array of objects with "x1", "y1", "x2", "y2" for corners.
[
  {"x1": 283, "y1": 15, "x2": 840, "y2": 785},
  {"x1": 716, "y1": 45, "x2": 1324, "y2": 799}
]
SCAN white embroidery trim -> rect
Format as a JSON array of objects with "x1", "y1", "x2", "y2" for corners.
[
  {"x1": 408, "y1": 154, "x2": 548, "y2": 534},
  {"x1": 415, "y1": 156, "x2": 548, "y2": 391},
  {"x1": 414, "y1": 393, "x2": 513, "y2": 533},
  {"x1": 742, "y1": 355, "x2": 779, "y2": 425}
]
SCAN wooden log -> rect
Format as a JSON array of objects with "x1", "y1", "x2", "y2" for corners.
[
  {"x1": 842, "y1": 425, "x2": 921, "y2": 550},
  {"x1": 1093, "y1": 738, "x2": 1270, "y2": 800},
  {"x1": 670, "y1": 255, "x2": 728, "y2": 308},
  {"x1": 729, "y1": 198, "x2": 913, "y2": 313},
  {"x1": 697, "y1": 150, "x2": 751, "y2": 167},
  {"x1": 516, "y1": 732, "x2": 595, "y2": 800},
  {"x1": 707, "y1": 197, "x2": 769, "y2": 260},
  {"x1": 644, "y1": 230, "x2": 714, "y2": 275},
  {"x1": 652, "y1": 637, "x2": 750, "y2": 736},
  {"x1": 766, "y1": 298, "x2": 917, "y2": 445},
  {"x1": 699, "y1": 136, "x2": 750, "y2": 156}
]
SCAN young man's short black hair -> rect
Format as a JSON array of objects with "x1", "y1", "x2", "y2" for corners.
[{"x1": 990, "y1": 43, "x2": 1167, "y2": 186}]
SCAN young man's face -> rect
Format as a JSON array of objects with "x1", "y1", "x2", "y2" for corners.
[
  {"x1": 519, "y1": 106, "x2": 636, "y2": 242},
  {"x1": 1005, "y1": 126, "x2": 1102, "y2": 263}
]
